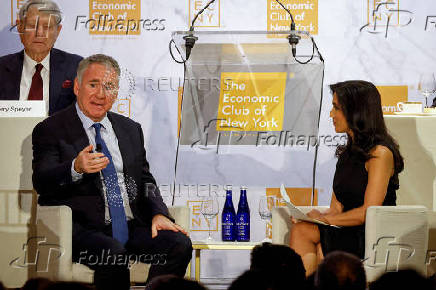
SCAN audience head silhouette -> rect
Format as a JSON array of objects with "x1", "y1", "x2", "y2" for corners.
[
  {"x1": 21, "y1": 278, "x2": 53, "y2": 290},
  {"x1": 315, "y1": 251, "x2": 366, "y2": 290},
  {"x1": 369, "y1": 269, "x2": 432, "y2": 290},
  {"x1": 250, "y1": 242, "x2": 306, "y2": 289},
  {"x1": 228, "y1": 269, "x2": 290, "y2": 290},
  {"x1": 148, "y1": 274, "x2": 206, "y2": 290}
]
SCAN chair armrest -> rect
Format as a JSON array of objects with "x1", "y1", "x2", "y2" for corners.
[
  {"x1": 272, "y1": 207, "x2": 291, "y2": 245},
  {"x1": 271, "y1": 206, "x2": 329, "y2": 245},
  {"x1": 35, "y1": 205, "x2": 190, "y2": 284},
  {"x1": 427, "y1": 211, "x2": 436, "y2": 276},
  {"x1": 364, "y1": 205, "x2": 428, "y2": 282},
  {"x1": 168, "y1": 206, "x2": 190, "y2": 232},
  {"x1": 36, "y1": 205, "x2": 73, "y2": 281}
]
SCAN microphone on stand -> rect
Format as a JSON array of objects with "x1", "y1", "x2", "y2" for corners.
[
  {"x1": 183, "y1": 34, "x2": 198, "y2": 61},
  {"x1": 275, "y1": 0, "x2": 300, "y2": 58},
  {"x1": 288, "y1": 22, "x2": 301, "y2": 58},
  {"x1": 184, "y1": 0, "x2": 216, "y2": 60}
]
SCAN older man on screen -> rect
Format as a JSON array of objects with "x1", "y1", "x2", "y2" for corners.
[
  {"x1": 32, "y1": 54, "x2": 192, "y2": 290},
  {"x1": 0, "y1": 0, "x2": 82, "y2": 115}
]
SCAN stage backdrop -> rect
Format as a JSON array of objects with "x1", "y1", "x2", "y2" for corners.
[{"x1": 1, "y1": 0, "x2": 435, "y2": 283}]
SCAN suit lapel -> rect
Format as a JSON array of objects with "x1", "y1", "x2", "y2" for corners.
[
  {"x1": 65, "y1": 104, "x2": 103, "y2": 190},
  {"x1": 49, "y1": 48, "x2": 64, "y2": 114},
  {"x1": 5, "y1": 51, "x2": 24, "y2": 99},
  {"x1": 108, "y1": 113, "x2": 132, "y2": 171},
  {"x1": 64, "y1": 104, "x2": 91, "y2": 154}
]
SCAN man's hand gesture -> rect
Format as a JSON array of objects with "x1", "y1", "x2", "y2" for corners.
[
  {"x1": 151, "y1": 214, "x2": 188, "y2": 238},
  {"x1": 74, "y1": 144, "x2": 109, "y2": 174}
]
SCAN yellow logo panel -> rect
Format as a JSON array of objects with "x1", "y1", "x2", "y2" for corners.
[
  {"x1": 178, "y1": 87, "x2": 183, "y2": 136},
  {"x1": 377, "y1": 86, "x2": 408, "y2": 115},
  {"x1": 367, "y1": 0, "x2": 400, "y2": 26},
  {"x1": 112, "y1": 97, "x2": 131, "y2": 118},
  {"x1": 89, "y1": 0, "x2": 141, "y2": 35},
  {"x1": 188, "y1": 200, "x2": 219, "y2": 232},
  {"x1": 189, "y1": 0, "x2": 220, "y2": 28},
  {"x1": 266, "y1": 187, "x2": 318, "y2": 206},
  {"x1": 217, "y1": 72, "x2": 287, "y2": 132},
  {"x1": 11, "y1": 0, "x2": 25, "y2": 26},
  {"x1": 267, "y1": 0, "x2": 318, "y2": 36}
]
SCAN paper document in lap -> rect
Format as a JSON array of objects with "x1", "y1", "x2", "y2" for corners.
[{"x1": 280, "y1": 185, "x2": 340, "y2": 228}]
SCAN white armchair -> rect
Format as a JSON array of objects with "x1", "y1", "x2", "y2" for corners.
[
  {"x1": 271, "y1": 205, "x2": 428, "y2": 282},
  {"x1": 34, "y1": 205, "x2": 190, "y2": 284}
]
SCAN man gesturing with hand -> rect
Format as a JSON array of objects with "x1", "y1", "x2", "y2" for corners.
[
  {"x1": 73, "y1": 144, "x2": 109, "y2": 174},
  {"x1": 32, "y1": 54, "x2": 192, "y2": 290}
]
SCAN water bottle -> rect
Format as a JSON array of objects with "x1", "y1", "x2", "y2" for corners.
[
  {"x1": 221, "y1": 185, "x2": 236, "y2": 241},
  {"x1": 236, "y1": 186, "x2": 250, "y2": 242}
]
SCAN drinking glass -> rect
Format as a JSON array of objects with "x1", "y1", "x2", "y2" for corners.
[
  {"x1": 418, "y1": 73, "x2": 436, "y2": 107},
  {"x1": 258, "y1": 196, "x2": 275, "y2": 242},
  {"x1": 200, "y1": 196, "x2": 219, "y2": 241}
]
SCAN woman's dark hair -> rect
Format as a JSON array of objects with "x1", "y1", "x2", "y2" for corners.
[{"x1": 330, "y1": 80, "x2": 404, "y2": 176}]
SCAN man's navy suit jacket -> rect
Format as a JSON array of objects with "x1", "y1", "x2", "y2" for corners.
[
  {"x1": 32, "y1": 104, "x2": 170, "y2": 236},
  {"x1": 0, "y1": 48, "x2": 82, "y2": 115}
]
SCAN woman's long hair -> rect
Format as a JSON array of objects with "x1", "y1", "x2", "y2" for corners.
[{"x1": 330, "y1": 80, "x2": 404, "y2": 175}]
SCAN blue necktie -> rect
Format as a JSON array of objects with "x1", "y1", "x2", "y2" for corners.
[{"x1": 93, "y1": 123, "x2": 129, "y2": 245}]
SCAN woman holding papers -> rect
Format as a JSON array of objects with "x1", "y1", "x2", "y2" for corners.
[{"x1": 289, "y1": 80, "x2": 404, "y2": 275}]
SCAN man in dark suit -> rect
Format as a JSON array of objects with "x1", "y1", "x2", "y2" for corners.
[
  {"x1": 0, "y1": 0, "x2": 82, "y2": 115},
  {"x1": 32, "y1": 54, "x2": 192, "y2": 290}
]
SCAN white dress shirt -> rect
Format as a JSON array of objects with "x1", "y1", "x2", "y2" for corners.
[
  {"x1": 71, "y1": 103, "x2": 134, "y2": 223},
  {"x1": 19, "y1": 51, "x2": 50, "y2": 115}
]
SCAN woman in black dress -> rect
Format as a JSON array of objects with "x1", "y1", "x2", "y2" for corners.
[{"x1": 289, "y1": 80, "x2": 404, "y2": 276}]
